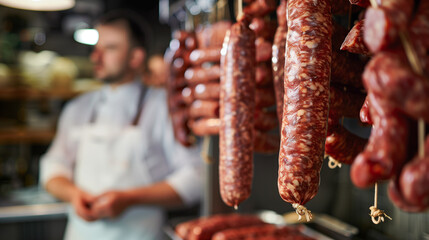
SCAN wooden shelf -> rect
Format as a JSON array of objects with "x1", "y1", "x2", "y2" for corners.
[
  {"x1": 0, "y1": 128, "x2": 56, "y2": 144},
  {"x1": 0, "y1": 87, "x2": 81, "y2": 100}
]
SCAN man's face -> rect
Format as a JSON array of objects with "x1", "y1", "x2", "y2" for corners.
[{"x1": 90, "y1": 24, "x2": 132, "y2": 83}]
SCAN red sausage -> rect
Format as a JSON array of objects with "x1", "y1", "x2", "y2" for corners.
[
  {"x1": 331, "y1": 50, "x2": 366, "y2": 89},
  {"x1": 193, "y1": 82, "x2": 220, "y2": 100},
  {"x1": 341, "y1": 20, "x2": 371, "y2": 56},
  {"x1": 331, "y1": 23, "x2": 366, "y2": 89},
  {"x1": 254, "y1": 130, "x2": 280, "y2": 154},
  {"x1": 329, "y1": 85, "x2": 366, "y2": 119},
  {"x1": 189, "y1": 118, "x2": 220, "y2": 136},
  {"x1": 254, "y1": 109, "x2": 278, "y2": 131},
  {"x1": 350, "y1": 93, "x2": 409, "y2": 188},
  {"x1": 363, "y1": 0, "x2": 414, "y2": 53},
  {"x1": 184, "y1": 65, "x2": 221, "y2": 85},
  {"x1": 388, "y1": 180, "x2": 428, "y2": 213},
  {"x1": 183, "y1": 214, "x2": 264, "y2": 240},
  {"x1": 249, "y1": 18, "x2": 277, "y2": 41},
  {"x1": 276, "y1": 0, "x2": 287, "y2": 28},
  {"x1": 196, "y1": 21, "x2": 232, "y2": 49},
  {"x1": 325, "y1": 124, "x2": 367, "y2": 165},
  {"x1": 171, "y1": 109, "x2": 195, "y2": 147},
  {"x1": 349, "y1": 0, "x2": 370, "y2": 7},
  {"x1": 189, "y1": 48, "x2": 222, "y2": 65},
  {"x1": 398, "y1": 136, "x2": 429, "y2": 210},
  {"x1": 410, "y1": 0, "x2": 429, "y2": 76},
  {"x1": 255, "y1": 87, "x2": 276, "y2": 108},
  {"x1": 278, "y1": 0, "x2": 332, "y2": 216},
  {"x1": 363, "y1": 50, "x2": 429, "y2": 123},
  {"x1": 255, "y1": 37, "x2": 272, "y2": 62},
  {"x1": 181, "y1": 86, "x2": 194, "y2": 105},
  {"x1": 219, "y1": 15, "x2": 256, "y2": 208},
  {"x1": 243, "y1": 0, "x2": 277, "y2": 18},
  {"x1": 255, "y1": 62, "x2": 273, "y2": 87},
  {"x1": 360, "y1": 96, "x2": 373, "y2": 125},
  {"x1": 189, "y1": 100, "x2": 219, "y2": 119},
  {"x1": 212, "y1": 225, "x2": 300, "y2": 240},
  {"x1": 272, "y1": 24, "x2": 287, "y2": 126}
]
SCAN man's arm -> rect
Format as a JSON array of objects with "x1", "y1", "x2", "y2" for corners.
[{"x1": 45, "y1": 176, "x2": 79, "y2": 202}]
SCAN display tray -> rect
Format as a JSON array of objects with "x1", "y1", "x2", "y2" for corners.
[{"x1": 164, "y1": 210, "x2": 334, "y2": 240}]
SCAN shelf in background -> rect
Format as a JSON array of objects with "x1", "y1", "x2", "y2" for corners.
[
  {"x1": 0, "y1": 128, "x2": 56, "y2": 144},
  {"x1": 0, "y1": 87, "x2": 80, "y2": 100}
]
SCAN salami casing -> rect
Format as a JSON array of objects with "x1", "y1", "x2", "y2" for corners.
[
  {"x1": 219, "y1": 15, "x2": 256, "y2": 208},
  {"x1": 278, "y1": 0, "x2": 332, "y2": 220},
  {"x1": 363, "y1": 51, "x2": 429, "y2": 124},
  {"x1": 341, "y1": 20, "x2": 371, "y2": 56},
  {"x1": 364, "y1": 0, "x2": 414, "y2": 53},
  {"x1": 351, "y1": 93, "x2": 409, "y2": 188},
  {"x1": 272, "y1": 25, "x2": 287, "y2": 127}
]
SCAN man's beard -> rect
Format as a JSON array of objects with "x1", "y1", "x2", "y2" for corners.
[{"x1": 99, "y1": 67, "x2": 128, "y2": 84}]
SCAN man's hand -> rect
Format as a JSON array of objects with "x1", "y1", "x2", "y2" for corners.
[
  {"x1": 91, "y1": 191, "x2": 131, "y2": 219},
  {"x1": 71, "y1": 190, "x2": 97, "y2": 222}
]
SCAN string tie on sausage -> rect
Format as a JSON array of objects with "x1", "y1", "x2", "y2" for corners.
[
  {"x1": 292, "y1": 203, "x2": 312, "y2": 222},
  {"x1": 369, "y1": 206, "x2": 392, "y2": 224},
  {"x1": 328, "y1": 156, "x2": 342, "y2": 169}
]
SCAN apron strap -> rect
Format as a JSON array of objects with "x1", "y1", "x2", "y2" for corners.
[
  {"x1": 131, "y1": 84, "x2": 148, "y2": 126},
  {"x1": 89, "y1": 83, "x2": 148, "y2": 126}
]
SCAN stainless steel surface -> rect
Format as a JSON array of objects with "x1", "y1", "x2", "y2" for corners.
[
  {"x1": 313, "y1": 214, "x2": 359, "y2": 238},
  {"x1": 0, "y1": 186, "x2": 68, "y2": 222},
  {"x1": 0, "y1": 203, "x2": 68, "y2": 222}
]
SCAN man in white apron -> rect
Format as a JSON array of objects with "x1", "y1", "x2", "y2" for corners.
[{"x1": 39, "y1": 10, "x2": 202, "y2": 240}]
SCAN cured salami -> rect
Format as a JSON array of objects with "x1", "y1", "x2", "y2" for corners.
[
  {"x1": 350, "y1": 93, "x2": 409, "y2": 188},
  {"x1": 272, "y1": 0, "x2": 288, "y2": 126},
  {"x1": 398, "y1": 136, "x2": 429, "y2": 210},
  {"x1": 193, "y1": 83, "x2": 220, "y2": 100},
  {"x1": 325, "y1": 124, "x2": 367, "y2": 165},
  {"x1": 363, "y1": 0, "x2": 414, "y2": 53},
  {"x1": 189, "y1": 100, "x2": 219, "y2": 119},
  {"x1": 219, "y1": 15, "x2": 256, "y2": 208},
  {"x1": 278, "y1": 0, "x2": 332, "y2": 220},
  {"x1": 243, "y1": 0, "x2": 277, "y2": 18},
  {"x1": 189, "y1": 48, "x2": 222, "y2": 65},
  {"x1": 254, "y1": 130, "x2": 280, "y2": 154},
  {"x1": 185, "y1": 65, "x2": 221, "y2": 85},
  {"x1": 189, "y1": 118, "x2": 220, "y2": 136},
  {"x1": 341, "y1": 20, "x2": 371, "y2": 56},
  {"x1": 363, "y1": 51, "x2": 429, "y2": 124}
]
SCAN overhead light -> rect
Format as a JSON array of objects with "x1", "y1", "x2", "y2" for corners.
[
  {"x1": 0, "y1": 0, "x2": 75, "y2": 11},
  {"x1": 74, "y1": 29, "x2": 98, "y2": 45}
]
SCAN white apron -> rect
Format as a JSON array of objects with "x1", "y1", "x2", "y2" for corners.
[{"x1": 64, "y1": 86, "x2": 165, "y2": 240}]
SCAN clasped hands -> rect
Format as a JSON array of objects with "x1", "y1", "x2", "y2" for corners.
[{"x1": 71, "y1": 189, "x2": 131, "y2": 221}]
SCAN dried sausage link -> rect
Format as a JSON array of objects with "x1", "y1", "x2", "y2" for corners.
[
  {"x1": 363, "y1": 0, "x2": 414, "y2": 53},
  {"x1": 193, "y1": 83, "x2": 220, "y2": 100},
  {"x1": 219, "y1": 16, "x2": 256, "y2": 208},
  {"x1": 189, "y1": 48, "x2": 222, "y2": 65},
  {"x1": 325, "y1": 124, "x2": 367, "y2": 165},
  {"x1": 363, "y1": 51, "x2": 429, "y2": 123},
  {"x1": 189, "y1": 100, "x2": 219, "y2": 119},
  {"x1": 189, "y1": 118, "x2": 220, "y2": 136},
  {"x1": 244, "y1": 0, "x2": 277, "y2": 18},
  {"x1": 351, "y1": 93, "x2": 409, "y2": 188},
  {"x1": 278, "y1": 0, "x2": 332, "y2": 209},
  {"x1": 254, "y1": 130, "x2": 280, "y2": 154},
  {"x1": 272, "y1": 25, "x2": 287, "y2": 126},
  {"x1": 341, "y1": 20, "x2": 371, "y2": 56},
  {"x1": 329, "y1": 85, "x2": 366, "y2": 119},
  {"x1": 184, "y1": 65, "x2": 221, "y2": 85}
]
